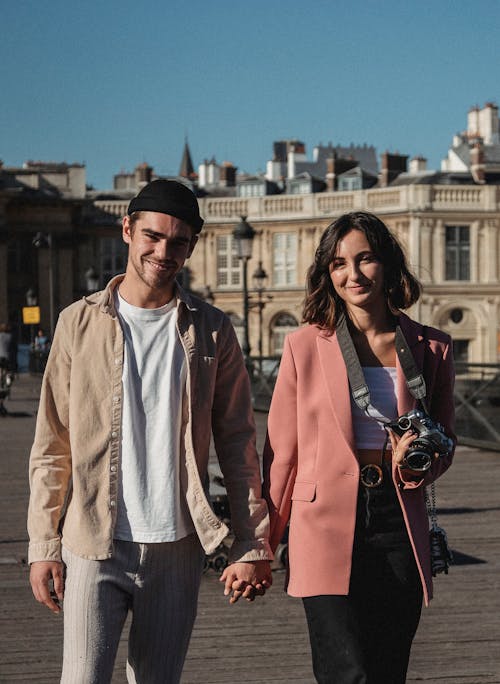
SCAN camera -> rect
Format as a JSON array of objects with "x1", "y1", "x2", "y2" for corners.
[
  {"x1": 388, "y1": 409, "x2": 453, "y2": 472},
  {"x1": 429, "y1": 525, "x2": 453, "y2": 576}
]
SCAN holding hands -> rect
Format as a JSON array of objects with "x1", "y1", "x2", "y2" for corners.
[{"x1": 220, "y1": 560, "x2": 272, "y2": 604}]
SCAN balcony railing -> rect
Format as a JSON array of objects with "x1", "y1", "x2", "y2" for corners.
[{"x1": 93, "y1": 185, "x2": 500, "y2": 223}]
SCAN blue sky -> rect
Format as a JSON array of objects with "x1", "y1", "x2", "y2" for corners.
[{"x1": 2, "y1": 0, "x2": 499, "y2": 189}]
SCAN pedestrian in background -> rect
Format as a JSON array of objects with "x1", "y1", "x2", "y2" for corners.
[
  {"x1": 0, "y1": 323, "x2": 12, "y2": 367},
  {"x1": 263, "y1": 212, "x2": 455, "y2": 683},
  {"x1": 28, "y1": 179, "x2": 272, "y2": 683}
]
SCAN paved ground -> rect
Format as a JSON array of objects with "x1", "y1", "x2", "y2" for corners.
[{"x1": 0, "y1": 374, "x2": 499, "y2": 683}]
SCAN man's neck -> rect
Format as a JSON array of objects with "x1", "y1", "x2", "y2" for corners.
[{"x1": 118, "y1": 277, "x2": 175, "y2": 309}]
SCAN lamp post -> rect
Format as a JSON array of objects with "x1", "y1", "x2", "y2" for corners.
[
  {"x1": 232, "y1": 216, "x2": 256, "y2": 362},
  {"x1": 251, "y1": 261, "x2": 270, "y2": 362},
  {"x1": 85, "y1": 266, "x2": 100, "y2": 293},
  {"x1": 25, "y1": 288, "x2": 38, "y2": 346},
  {"x1": 201, "y1": 285, "x2": 215, "y2": 305},
  {"x1": 32, "y1": 232, "x2": 55, "y2": 338}
]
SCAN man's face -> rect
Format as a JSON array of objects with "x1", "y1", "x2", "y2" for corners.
[{"x1": 122, "y1": 211, "x2": 197, "y2": 298}]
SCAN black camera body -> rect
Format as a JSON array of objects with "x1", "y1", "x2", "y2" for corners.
[{"x1": 389, "y1": 409, "x2": 453, "y2": 472}]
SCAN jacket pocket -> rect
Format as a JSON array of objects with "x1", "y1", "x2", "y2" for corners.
[{"x1": 291, "y1": 480, "x2": 316, "y2": 502}]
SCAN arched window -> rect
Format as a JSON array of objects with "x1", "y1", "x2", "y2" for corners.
[{"x1": 270, "y1": 312, "x2": 299, "y2": 355}]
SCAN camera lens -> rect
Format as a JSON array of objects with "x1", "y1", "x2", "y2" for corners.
[{"x1": 405, "y1": 443, "x2": 432, "y2": 471}]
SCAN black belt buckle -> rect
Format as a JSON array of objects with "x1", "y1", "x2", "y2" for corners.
[{"x1": 360, "y1": 464, "x2": 383, "y2": 488}]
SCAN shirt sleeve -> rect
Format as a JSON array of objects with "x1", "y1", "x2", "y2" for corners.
[{"x1": 27, "y1": 313, "x2": 73, "y2": 563}]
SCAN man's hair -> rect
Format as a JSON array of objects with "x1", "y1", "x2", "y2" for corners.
[
  {"x1": 127, "y1": 211, "x2": 143, "y2": 235},
  {"x1": 302, "y1": 211, "x2": 421, "y2": 332}
]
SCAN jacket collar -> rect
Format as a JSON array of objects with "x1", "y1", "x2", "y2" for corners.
[{"x1": 84, "y1": 274, "x2": 199, "y2": 317}]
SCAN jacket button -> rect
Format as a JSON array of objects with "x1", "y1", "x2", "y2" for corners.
[{"x1": 110, "y1": 500, "x2": 116, "y2": 507}]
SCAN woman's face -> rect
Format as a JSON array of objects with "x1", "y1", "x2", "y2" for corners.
[{"x1": 329, "y1": 229, "x2": 385, "y2": 313}]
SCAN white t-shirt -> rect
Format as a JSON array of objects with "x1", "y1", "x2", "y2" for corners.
[
  {"x1": 114, "y1": 291, "x2": 194, "y2": 542},
  {"x1": 351, "y1": 366, "x2": 398, "y2": 450}
]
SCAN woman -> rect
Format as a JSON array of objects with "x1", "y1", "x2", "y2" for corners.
[{"x1": 263, "y1": 212, "x2": 455, "y2": 683}]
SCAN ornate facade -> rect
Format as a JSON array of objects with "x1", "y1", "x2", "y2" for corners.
[{"x1": 93, "y1": 183, "x2": 500, "y2": 363}]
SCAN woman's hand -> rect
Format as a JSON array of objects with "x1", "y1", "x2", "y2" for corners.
[{"x1": 388, "y1": 429, "x2": 418, "y2": 469}]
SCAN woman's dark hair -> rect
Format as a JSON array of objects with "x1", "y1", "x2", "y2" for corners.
[{"x1": 302, "y1": 212, "x2": 421, "y2": 331}]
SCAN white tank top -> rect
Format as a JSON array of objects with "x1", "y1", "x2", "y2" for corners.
[
  {"x1": 114, "y1": 291, "x2": 194, "y2": 543},
  {"x1": 351, "y1": 366, "x2": 398, "y2": 450}
]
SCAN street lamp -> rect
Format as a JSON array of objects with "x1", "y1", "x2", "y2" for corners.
[
  {"x1": 232, "y1": 216, "x2": 256, "y2": 361},
  {"x1": 32, "y1": 232, "x2": 55, "y2": 338},
  {"x1": 25, "y1": 288, "x2": 38, "y2": 346},
  {"x1": 251, "y1": 261, "x2": 270, "y2": 361},
  {"x1": 25, "y1": 288, "x2": 37, "y2": 307},
  {"x1": 85, "y1": 266, "x2": 100, "y2": 293},
  {"x1": 201, "y1": 285, "x2": 215, "y2": 305}
]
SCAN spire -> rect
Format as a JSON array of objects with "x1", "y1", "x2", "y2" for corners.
[{"x1": 179, "y1": 138, "x2": 195, "y2": 178}]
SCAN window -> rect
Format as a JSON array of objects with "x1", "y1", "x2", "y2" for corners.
[
  {"x1": 289, "y1": 180, "x2": 310, "y2": 195},
  {"x1": 272, "y1": 233, "x2": 297, "y2": 286},
  {"x1": 453, "y1": 340, "x2": 469, "y2": 364},
  {"x1": 216, "y1": 235, "x2": 241, "y2": 288},
  {"x1": 338, "y1": 176, "x2": 362, "y2": 191},
  {"x1": 445, "y1": 226, "x2": 470, "y2": 280},
  {"x1": 100, "y1": 237, "x2": 128, "y2": 285},
  {"x1": 271, "y1": 313, "x2": 299, "y2": 355},
  {"x1": 237, "y1": 183, "x2": 265, "y2": 197}
]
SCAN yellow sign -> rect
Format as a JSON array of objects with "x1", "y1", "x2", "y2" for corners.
[{"x1": 22, "y1": 306, "x2": 41, "y2": 325}]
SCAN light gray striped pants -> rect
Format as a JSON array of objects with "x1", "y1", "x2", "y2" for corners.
[{"x1": 60, "y1": 535, "x2": 205, "y2": 684}]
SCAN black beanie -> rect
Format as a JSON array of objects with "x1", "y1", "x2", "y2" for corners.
[{"x1": 127, "y1": 179, "x2": 204, "y2": 233}]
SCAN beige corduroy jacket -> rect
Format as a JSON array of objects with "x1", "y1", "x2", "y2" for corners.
[{"x1": 28, "y1": 275, "x2": 272, "y2": 565}]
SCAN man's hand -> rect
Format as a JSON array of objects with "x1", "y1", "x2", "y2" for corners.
[
  {"x1": 220, "y1": 560, "x2": 272, "y2": 604},
  {"x1": 30, "y1": 561, "x2": 64, "y2": 614}
]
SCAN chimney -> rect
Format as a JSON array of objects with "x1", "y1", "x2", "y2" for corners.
[
  {"x1": 470, "y1": 142, "x2": 485, "y2": 183},
  {"x1": 380, "y1": 152, "x2": 408, "y2": 187},
  {"x1": 325, "y1": 153, "x2": 358, "y2": 191},
  {"x1": 409, "y1": 156, "x2": 427, "y2": 173},
  {"x1": 479, "y1": 102, "x2": 499, "y2": 145},
  {"x1": 326, "y1": 156, "x2": 335, "y2": 191},
  {"x1": 135, "y1": 163, "x2": 153, "y2": 187},
  {"x1": 220, "y1": 162, "x2": 237, "y2": 187}
]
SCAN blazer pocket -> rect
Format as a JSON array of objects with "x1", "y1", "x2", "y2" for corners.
[{"x1": 291, "y1": 480, "x2": 316, "y2": 502}]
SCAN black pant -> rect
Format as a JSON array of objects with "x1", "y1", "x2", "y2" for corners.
[{"x1": 303, "y1": 467, "x2": 423, "y2": 684}]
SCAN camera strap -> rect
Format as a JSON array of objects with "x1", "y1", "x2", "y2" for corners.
[{"x1": 335, "y1": 313, "x2": 429, "y2": 414}]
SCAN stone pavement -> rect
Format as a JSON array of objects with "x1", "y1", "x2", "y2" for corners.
[{"x1": 0, "y1": 374, "x2": 499, "y2": 683}]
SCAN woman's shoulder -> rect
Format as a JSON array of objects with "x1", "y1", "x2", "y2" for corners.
[
  {"x1": 286, "y1": 323, "x2": 329, "y2": 344},
  {"x1": 399, "y1": 312, "x2": 452, "y2": 347}
]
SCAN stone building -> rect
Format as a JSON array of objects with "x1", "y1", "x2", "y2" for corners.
[
  {"x1": 187, "y1": 182, "x2": 500, "y2": 364},
  {"x1": 2, "y1": 103, "x2": 500, "y2": 363},
  {"x1": 91, "y1": 178, "x2": 500, "y2": 364},
  {"x1": 0, "y1": 161, "x2": 127, "y2": 344}
]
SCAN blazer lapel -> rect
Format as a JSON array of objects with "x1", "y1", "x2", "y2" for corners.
[{"x1": 316, "y1": 331, "x2": 356, "y2": 451}]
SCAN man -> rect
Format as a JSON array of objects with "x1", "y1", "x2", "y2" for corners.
[{"x1": 28, "y1": 179, "x2": 272, "y2": 683}]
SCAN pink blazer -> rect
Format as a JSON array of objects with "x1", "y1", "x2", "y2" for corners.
[{"x1": 262, "y1": 313, "x2": 455, "y2": 605}]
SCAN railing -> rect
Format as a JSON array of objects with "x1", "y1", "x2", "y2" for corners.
[
  {"x1": 248, "y1": 356, "x2": 281, "y2": 412},
  {"x1": 249, "y1": 357, "x2": 500, "y2": 452},
  {"x1": 454, "y1": 363, "x2": 500, "y2": 451},
  {"x1": 93, "y1": 185, "x2": 500, "y2": 223}
]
